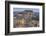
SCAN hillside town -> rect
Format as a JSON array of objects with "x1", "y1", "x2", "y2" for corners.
[{"x1": 13, "y1": 10, "x2": 39, "y2": 28}]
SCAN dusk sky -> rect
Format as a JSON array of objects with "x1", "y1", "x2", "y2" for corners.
[{"x1": 13, "y1": 8, "x2": 39, "y2": 13}]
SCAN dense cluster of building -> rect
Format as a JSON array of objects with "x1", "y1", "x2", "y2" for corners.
[{"x1": 13, "y1": 10, "x2": 39, "y2": 27}]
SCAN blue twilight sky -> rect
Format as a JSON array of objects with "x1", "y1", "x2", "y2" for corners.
[{"x1": 13, "y1": 8, "x2": 39, "y2": 13}]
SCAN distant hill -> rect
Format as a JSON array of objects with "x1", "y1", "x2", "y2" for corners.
[{"x1": 32, "y1": 12, "x2": 39, "y2": 20}]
